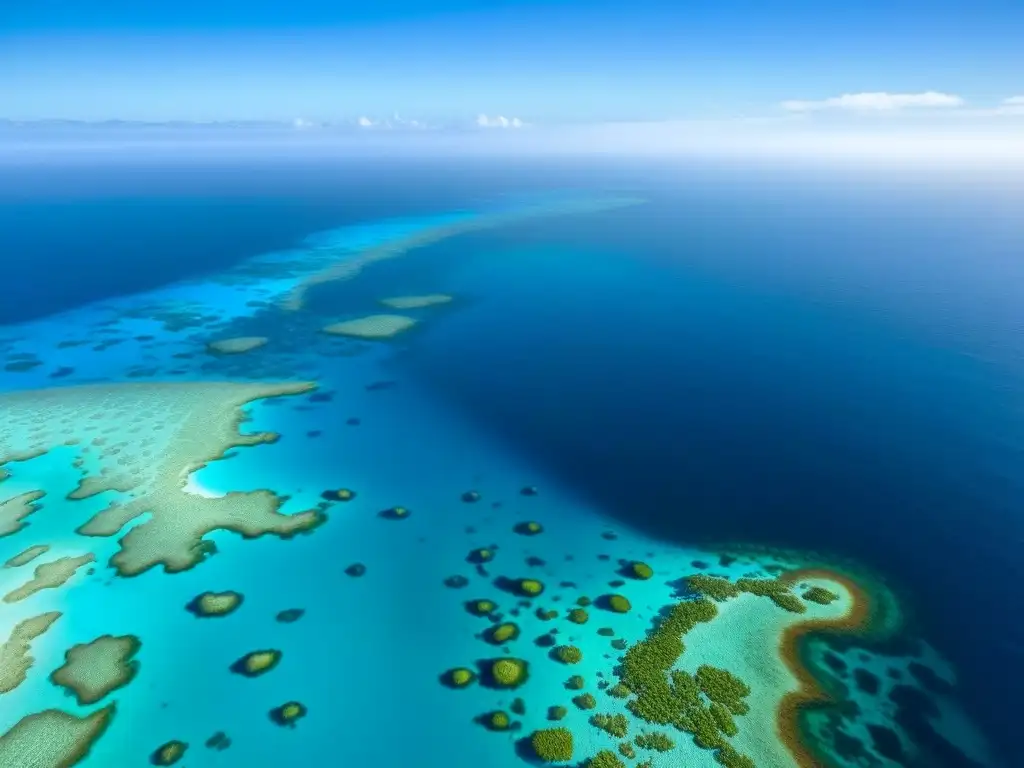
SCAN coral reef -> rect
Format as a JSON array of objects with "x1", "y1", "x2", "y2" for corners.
[
  {"x1": 516, "y1": 578, "x2": 545, "y2": 597},
  {"x1": 3, "y1": 553, "x2": 95, "y2": 603},
  {"x1": 322, "y1": 488, "x2": 356, "y2": 502},
  {"x1": 322, "y1": 314, "x2": 417, "y2": 339},
  {"x1": 0, "y1": 612, "x2": 61, "y2": 693},
  {"x1": 548, "y1": 706, "x2": 568, "y2": 721},
  {"x1": 514, "y1": 521, "x2": 544, "y2": 536},
  {"x1": 379, "y1": 506, "x2": 410, "y2": 520},
  {"x1": 151, "y1": 739, "x2": 187, "y2": 765},
  {"x1": 3, "y1": 544, "x2": 50, "y2": 568},
  {"x1": 50, "y1": 634, "x2": 141, "y2": 705},
  {"x1": 231, "y1": 649, "x2": 282, "y2": 677},
  {"x1": 461, "y1": 490, "x2": 481, "y2": 503},
  {"x1": 187, "y1": 590, "x2": 244, "y2": 618},
  {"x1": 379, "y1": 294, "x2": 453, "y2": 309},
  {"x1": 205, "y1": 336, "x2": 267, "y2": 355},
  {"x1": 467, "y1": 599, "x2": 497, "y2": 617},
  {"x1": 0, "y1": 705, "x2": 115, "y2": 766},
  {"x1": 0, "y1": 490, "x2": 45, "y2": 537},
  {"x1": 0, "y1": 382, "x2": 325, "y2": 577},
  {"x1": 270, "y1": 701, "x2": 307, "y2": 727},
  {"x1": 276, "y1": 608, "x2": 305, "y2": 623},
  {"x1": 566, "y1": 675, "x2": 585, "y2": 690}
]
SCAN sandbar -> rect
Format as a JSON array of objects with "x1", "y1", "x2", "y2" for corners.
[
  {"x1": 281, "y1": 197, "x2": 645, "y2": 311},
  {"x1": 322, "y1": 314, "x2": 417, "y2": 339},
  {"x1": 379, "y1": 294, "x2": 452, "y2": 309},
  {"x1": 3, "y1": 554, "x2": 95, "y2": 604},
  {"x1": 0, "y1": 491, "x2": 45, "y2": 537},
  {"x1": 4, "y1": 544, "x2": 50, "y2": 568},
  {"x1": 0, "y1": 612, "x2": 61, "y2": 693},
  {"x1": 0, "y1": 381, "x2": 325, "y2": 577},
  {"x1": 206, "y1": 336, "x2": 268, "y2": 355},
  {"x1": 51, "y1": 634, "x2": 141, "y2": 705},
  {"x1": 0, "y1": 704, "x2": 115, "y2": 767}
]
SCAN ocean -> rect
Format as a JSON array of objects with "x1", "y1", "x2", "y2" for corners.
[{"x1": 0, "y1": 153, "x2": 1020, "y2": 768}]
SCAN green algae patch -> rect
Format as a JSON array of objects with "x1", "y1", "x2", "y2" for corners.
[
  {"x1": 548, "y1": 705, "x2": 568, "y2": 721},
  {"x1": 530, "y1": 727, "x2": 573, "y2": 762},
  {"x1": 567, "y1": 608, "x2": 589, "y2": 624},
  {"x1": 0, "y1": 381, "x2": 326, "y2": 577},
  {"x1": 573, "y1": 693, "x2": 597, "y2": 710},
  {"x1": 634, "y1": 731, "x2": 675, "y2": 752},
  {"x1": 0, "y1": 704, "x2": 115, "y2": 767},
  {"x1": 443, "y1": 667, "x2": 476, "y2": 688},
  {"x1": 590, "y1": 713, "x2": 629, "y2": 738},
  {"x1": 554, "y1": 645, "x2": 583, "y2": 664},
  {"x1": 584, "y1": 750, "x2": 626, "y2": 767},
  {"x1": 50, "y1": 634, "x2": 141, "y2": 705},
  {"x1": 802, "y1": 586, "x2": 839, "y2": 605},
  {"x1": 627, "y1": 561, "x2": 654, "y2": 580},
  {"x1": 481, "y1": 710, "x2": 511, "y2": 731},
  {"x1": 486, "y1": 657, "x2": 528, "y2": 688},
  {"x1": 486, "y1": 622, "x2": 520, "y2": 644},
  {"x1": 604, "y1": 594, "x2": 632, "y2": 613}
]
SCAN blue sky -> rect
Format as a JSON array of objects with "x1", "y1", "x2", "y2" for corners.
[{"x1": 2, "y1": 0, "x2": 1023, "y2": 124}]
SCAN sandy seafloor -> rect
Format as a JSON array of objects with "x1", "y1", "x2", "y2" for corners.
[{"x1": 0, "y1": 195, "x2": 1006, "y2": 768}]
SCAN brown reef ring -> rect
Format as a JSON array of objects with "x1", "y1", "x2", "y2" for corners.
[{"x1": 775, "y1": 568, "x2": 877, "y2": 768}]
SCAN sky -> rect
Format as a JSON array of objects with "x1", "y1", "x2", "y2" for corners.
[{"x1": 2, "y1": 1, "x2": 1023, "y2": 160}]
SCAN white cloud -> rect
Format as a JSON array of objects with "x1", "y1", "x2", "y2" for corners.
[
  {"x1": 292, "y1": 117, "x2": 317, "y2": 130},
  {"x1": 357, "y1": 116, "x2": 373, "y2": 127},
  {"x1": 1003, "y1": 95, "x2": 1024, "y2": 106},
  {"x1": 781, "y1": 91, "x2": 964, "y2": 112},
  {"x1": 476, "y1": 114, "x2": 526, "y2": 128}
]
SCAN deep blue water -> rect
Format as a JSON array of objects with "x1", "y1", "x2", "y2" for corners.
[{"x1": 1, "y1": 157, "x2": 1022, "y2": 764}]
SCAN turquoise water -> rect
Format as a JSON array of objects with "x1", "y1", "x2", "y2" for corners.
[{"x1": 1, "y1": 168, "x2": 1020, "y2": 767}]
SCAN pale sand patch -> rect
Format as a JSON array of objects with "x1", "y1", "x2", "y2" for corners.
[
  {"x1": 4, "y1": 545, "x2": 50, "y2": 569},
  {"x1": 2, "y1": 554, "x2": 95, "y2": 604},
  {"x1": 379, "y1": 294, "x2": 452, "y2": 310},
  {"x1": 206, "y1": 336, "x2": 268, "y2": 355},
  {"x1": 0, "y1": 381, "x2": 325, "y2": 577},
  {"x1": 0, "y1": 705, "x2": 115, "y2": 767},
  {"x1": 50, "y1": 635, "x2": 141, "y2": 705},
  {"x1": 0, "y1": 612, "x2": 61, "y2": 694},
  {"x1": 0, "y1": 491, "x2": 45, "y2": 538},
  {"x1": 322, "y1": 314, "x2": 417, "y2": 339},
  {"x1": 281, "y1": 197, "x2": 645, "y2": 310},
  {"x1": 678, "y1": 574, "x2": 861, "y2": 768}
]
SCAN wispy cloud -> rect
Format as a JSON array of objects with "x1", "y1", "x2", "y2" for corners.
[
  {"x1": 476, "y1": 114, "x2": 526, "y2": 128},
  {"x1": 781, "y1": 91, "x2": 964, "y2": 112}
]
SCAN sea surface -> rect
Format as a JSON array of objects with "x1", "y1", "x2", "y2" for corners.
[{"x1": 0, "y1": 154, "x2": 1021, "y2": 767}]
